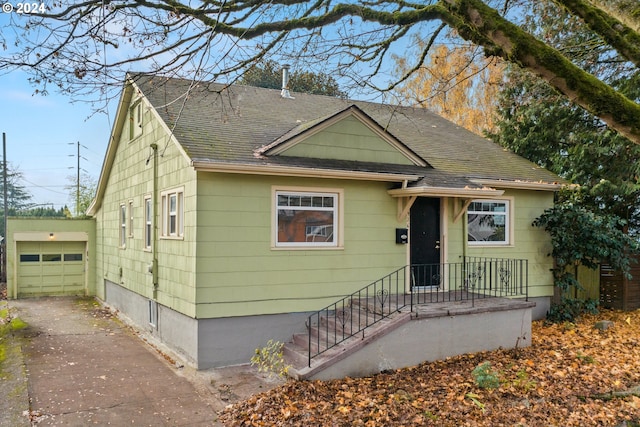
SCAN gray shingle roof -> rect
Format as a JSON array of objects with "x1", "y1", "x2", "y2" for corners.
[{"x1": 132, "y1": 73, "x2": 563, "y2": 188}]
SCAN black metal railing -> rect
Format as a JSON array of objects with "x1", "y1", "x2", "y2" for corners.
[
  {"x1": 410, "y1": 257, "x2": 529, "y2": 305},
  {"x1": 305, "y1": 257, "x2": 528, "y2": 367}
]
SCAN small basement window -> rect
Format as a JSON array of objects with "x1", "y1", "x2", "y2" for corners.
[{"x1": 149, "y1": 299, "x2": 158, "y2": 328}]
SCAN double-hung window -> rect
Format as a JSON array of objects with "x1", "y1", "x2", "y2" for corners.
[
  {"x1": 274, "y1": 188, "x2": 341, "y2": 248},
  {"x1": 467, "y1": 199, "x2": 511, "y2": 245},
  {"x1": 144, "y1": 195, "x2": 152, "y2": 250},
  {"x1": 119, "y1": 203, "x2": 127, "y2": 248},
  {"x1": 128, "y1": 200, "x2": 134, "y2": 238},
  {"x1": 161, "y1": 188, "x2": 184, "y2": 238}
]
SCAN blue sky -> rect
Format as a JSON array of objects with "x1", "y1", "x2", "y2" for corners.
[
  {"x1": 0, "y1": 2, "x2": 424, "y2": 210},
  {"x1": 0, "y1": 70, "x2": 113, "y2": 209}
]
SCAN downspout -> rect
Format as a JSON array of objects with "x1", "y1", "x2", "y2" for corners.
[
  {"x1": 461, "y1": 199, "x2": 468, "y2": 290},
  {"x1": 150, "y1": 143, "x2": 159, "y2": 298},
  {"x1": 462, "y1": 199, "x2": 468, "y2": 262}
]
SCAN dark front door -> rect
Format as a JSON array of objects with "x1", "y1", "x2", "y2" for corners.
[{"x1": 410, "y1": 197, "x2": 441, "y2": 288}]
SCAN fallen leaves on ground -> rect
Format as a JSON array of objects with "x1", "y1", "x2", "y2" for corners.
[{"x1": 220, "y1": 309, "x2": 640, "y2": 426}]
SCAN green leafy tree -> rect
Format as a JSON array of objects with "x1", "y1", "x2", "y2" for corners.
[
  {"x1": 488, "y1": 1, "x2": 640, "y2": 234},
  {"x1": 1, "y1": 1, "x2": 639, "y2": 145},
  {"x1": 490, "y1": 65, "x2": 640, "y2": 234},
  {"x1": 16, "y1": 206, "x2": 67, "y2": 218},
  {"x1": 0, "y1": 165, "x2": 32, "y2": 213},
  {"x1": 533, "y1": 203, "x2": 640, "y2": 321},
  {"x1": 240, "y1": 60, "x2": 347, "y2": 97},
  {"x1": 65, "y1": 172, "x2": 97, "y2": 217},
  {"x1": 0, "y1": 164, "x2": 32, "y2": 237}
]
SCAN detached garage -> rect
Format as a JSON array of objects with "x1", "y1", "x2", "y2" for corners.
[{"x1": 6, "y1": 218, "x2": 96, "y2": 299}]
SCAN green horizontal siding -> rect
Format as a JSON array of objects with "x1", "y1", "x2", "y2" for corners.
[
  {"x1": 94, "y1": 97, "x2": 198, "y2": 317},
  {"x1": 194, "y1": 174, "x2": 407, "y2": 318},
  {"x1": 446, "y1": 189, "x2": 554, "y2": 298},
  {"x1": 280, "y1": 116, "x2": 414, "y2": 165}
]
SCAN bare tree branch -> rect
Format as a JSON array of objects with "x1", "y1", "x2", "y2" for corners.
[{"x1": 1, "y1": 0, "x2": 639, "y2": 143}]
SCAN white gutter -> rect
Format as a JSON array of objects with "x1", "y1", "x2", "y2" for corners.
[
  {"x1": 191, "y1": 161, "x2": 422, "y2": 182},
  {"x1": 469, "y1": 179, "x2": 567, "y2": 191}
]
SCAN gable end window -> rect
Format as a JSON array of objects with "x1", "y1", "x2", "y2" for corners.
[
  {"x1": 161, "y1": 188, "x2": 184, "y2": 239},
  {"x1": 467, "y1": 199, "x2": 511, "y2": 246},
  {"x1": 274, "y1": 188, "x2": 342, "y2": 248},
  {"x1": 129, "y1": 100, "x2": 143, "y2": 140}
]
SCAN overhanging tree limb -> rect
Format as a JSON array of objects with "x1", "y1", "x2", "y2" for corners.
[
  {"x1": 553, "y1": 0, "x2": 640, "y2": 67},
  {"x1": 1, "y1": 0, "x2": 639, "y2": 143},
  {"x1": 438, "y1": 0, "x2": 640, "y2": 144}
]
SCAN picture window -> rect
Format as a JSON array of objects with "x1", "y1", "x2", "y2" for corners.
[
  {"x1": 274, "y1": 189, "x2": 340, "y2": 248},
  {"x1": 467, "y1": 200, "x2": 510, "y2": 245}
]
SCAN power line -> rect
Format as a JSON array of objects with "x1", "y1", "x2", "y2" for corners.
[{"x1": 21, "y1": 177, "x2": 69, "y2": 195}]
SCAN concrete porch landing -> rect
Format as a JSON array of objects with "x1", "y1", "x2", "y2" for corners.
[{"x1": 287, "y1": 297, "x2": 535, "y2": 381}]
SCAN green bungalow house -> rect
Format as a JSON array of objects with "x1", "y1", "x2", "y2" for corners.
[{"x1": 8, "y1": 72, "x2": 564, "y2": 378}]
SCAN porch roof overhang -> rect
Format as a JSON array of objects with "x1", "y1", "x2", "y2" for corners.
[
  {"x1": 387, "y1": 186, "x2": 504, "y2": 199},
  {"x1": 388, "y1": 185, "x2": 505, "y2": 222}
]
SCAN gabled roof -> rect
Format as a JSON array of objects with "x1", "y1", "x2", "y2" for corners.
[
  {"x1": 131, "y1": 73, "x2": 562, "y2": 186},
  {"x1": 88, "y1": 73, "x2": 565, "y2": 214},
  {"x1": 257, "y1": 104, "x2": 428, "y2": 167}
]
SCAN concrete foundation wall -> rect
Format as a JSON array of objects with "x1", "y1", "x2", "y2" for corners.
[
  {"x1": 311, "y1": 306, "x2": 532, "y2": 381},
  {"x1": 104, "y1": 280, "x2": 198, "y2": 366},
  {"x1": 103, "y1": 280, "x2": 541, "y2": 373},
  {"x1": 197, "y1": 312, "x2": 309, "y2": 369},
  {"x1": 529, "y1": 296, "x2": 550, "y2": 320},
  {"x1": 104, "y1": 280, "x2": 310, "y2": 369}
]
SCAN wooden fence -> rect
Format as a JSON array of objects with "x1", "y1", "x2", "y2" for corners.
[{"x1": 600, "y1": 257, "x2": 640, "y2": 311}]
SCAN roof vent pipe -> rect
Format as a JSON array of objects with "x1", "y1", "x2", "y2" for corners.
[{"x1": 281, "y1": 64, "x2": 294, "y2": 99}]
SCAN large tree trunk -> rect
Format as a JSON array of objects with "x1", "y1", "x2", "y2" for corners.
[
  {"x1": 589, "y1": 0, "x2": 640, "y2": 33},
  {"x1": 440, "y1": 0, "x2": 640, "y2": 145}
]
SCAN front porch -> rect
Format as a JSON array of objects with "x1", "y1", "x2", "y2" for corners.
[{"x1": 284, "y1": 258, "x2": 535, "y2": 380}]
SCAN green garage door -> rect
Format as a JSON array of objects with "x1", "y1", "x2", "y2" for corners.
[{"x1": 17, "y1": 241, "x2": 86, "y2": 297}]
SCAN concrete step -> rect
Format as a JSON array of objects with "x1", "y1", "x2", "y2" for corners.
[
  {"x1": 285, "y1": 310, "x2": 412, "y2": 380},
  {"x1": 282, "y1": 342, "x2": 309, "y2": 367},
  {"x1": 285, "y1": 313, "x2": 411, "y2": 379}
]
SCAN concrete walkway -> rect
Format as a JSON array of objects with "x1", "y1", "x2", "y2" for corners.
[{"x1": 2, "y1": 297, "x2": 282, "y2": 426}]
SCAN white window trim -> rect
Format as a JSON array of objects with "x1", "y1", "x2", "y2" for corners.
[
  {"x1": 119, "y1": 203, "x2": 127, "y2": 248},
  {"x1": 144, "y1": 195, "x2": 152, "y2": 251},
  {"x1": 128, "y1": 200, "x2": 134, "y2": 238},
  {"x1": 130, "y1": 99, "x2": 143, "y2": 140},
  {"x1": 271, "y1": 186, "x2": 344, "y2": 250},
  {"x1": 160, "y1": 187, "x2": 184, "y2": 239},
  {"x1": 467, "y1": 198, "x2": 513, "y2": 246}
]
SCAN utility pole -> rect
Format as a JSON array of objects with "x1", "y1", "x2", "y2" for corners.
[
  {"x1": 69, "y1": 141, "x2": 83, "y2": 216},
  {"x1": 76, "y1": 141, "x2": 80, "y2": 216},
  {"x1": 2, "y1": 132, "x2": 7, "y2": 283}
]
